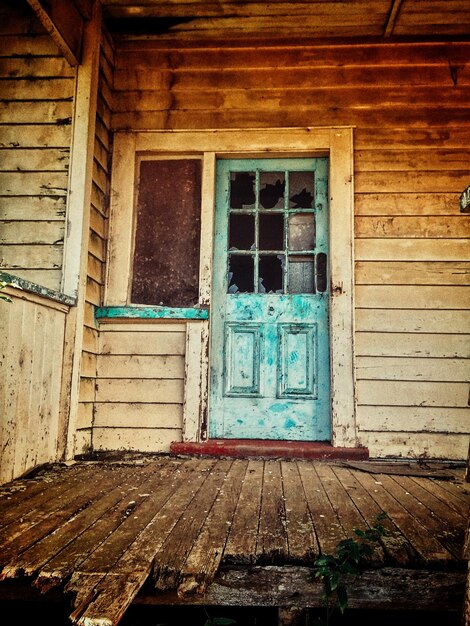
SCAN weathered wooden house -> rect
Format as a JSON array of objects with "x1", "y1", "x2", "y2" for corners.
[{"x1": 0, "y1": 0, "x2": 470, "y2": 624}]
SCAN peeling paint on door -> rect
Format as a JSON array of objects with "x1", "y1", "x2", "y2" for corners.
[{"x1": 209, "y1": 158, "x2": 330, "y2": 441}]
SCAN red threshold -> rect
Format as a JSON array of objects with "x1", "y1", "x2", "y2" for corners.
[{"x1": 170, "y1": 439, "x2": 369, "y2": 461}]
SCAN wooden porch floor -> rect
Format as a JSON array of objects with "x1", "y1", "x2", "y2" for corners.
[{"x1": 0, "y1": 456, "x2": 468, "y2": 625}]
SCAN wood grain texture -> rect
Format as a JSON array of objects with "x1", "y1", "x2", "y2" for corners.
[
  {"x1": 0, "y1": 458, "x2": 468, "y2": 623},
  {"x1": 95, "y1": 379, "x2": 184, "y2": 404},
  {"x1": 358, "y1": 431, "x2": 470, "y2": 460},
  {"x1": 356, "y1": 356, "x2": 470, "y2": 382},
  {"x1": 355, "y1": 261, "x2": 470, "y2": 286},
  {"x1": 0, "y1": 289, "x2": 67, "y2": 483},
  {"x1": 355, "y1": 332, "x2": 469, "y2": 358},
  {"x1": 0, "y1": 1, "x2": 74, "y2": 289},
  {"x1": 92, "y1": 427, "x2": 181, "y2": 452},
  {"x1": 99, "y1": 329, "x2": 186, "y2": 355},
  {"x1": 355, "y1": 309, "x2": 470, "y2": 333}
]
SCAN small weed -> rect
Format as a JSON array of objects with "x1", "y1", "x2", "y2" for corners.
[
  {"x1": 203, "y1": 605, "x2": 237, "y2": 626},
  {"x1": 204, "y1": 619, "x2": 237, "y2": 626},
  {"x1": 312, "y1": 514, "x2": 388, "y2": 625}
]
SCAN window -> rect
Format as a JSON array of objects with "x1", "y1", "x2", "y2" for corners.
[{"x1": 131, "y1": 158, "x2": 202, "y2": 307}]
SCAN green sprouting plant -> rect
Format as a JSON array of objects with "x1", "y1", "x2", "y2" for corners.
[
  {"x1": 204, "y1": 617, "x2": 237, "y2": 626},
  {"x1": 312, "y1": 514, "x2": 387, "y2": 624},
  {"x1": 202, "y1": 605, "x2": 237, "y2": 626}
]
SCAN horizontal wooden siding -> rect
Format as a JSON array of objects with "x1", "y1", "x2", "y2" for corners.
[
  {"x1": 107, "y1": 39, "x2": 470, "y2": 459},
  {"x1": 94, "y1": 323, "x2": 186, "y2": 451},
  {"x1": 0, "y1": 0, "x2": 75, "y2": 291},
  {"x1": 0, "y1": 288, "x2": 67, "y2": 483}
]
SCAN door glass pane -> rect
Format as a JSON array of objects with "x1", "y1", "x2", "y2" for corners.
[
  {"x1": 259, "y1": 255, "x2": 283, "y2": 293},
  {"x1": 288, "y1": 213, "x2": 316, "y2": 251},
  {"x1": 229, "y1": 213, "x2": 255, "y2": 250},
  {"x1": 288, "y1": 255, "x2": 315, "y2": 294},
  {"x1": 228, "y1": 255, "x2": 254, "y2": 293},
  {"x1": 259, "y1": 172, "x2": 285, "y2": 209},
  {"x1": 259, "y1": 213, "x2": 284, "y2": 250},
  {"x1": 289, "y1": 171, "x2": 315, "y2": 208},
  {"x1": 230, "y1": 172, "x2": 255, "y2": 209},
  {"x1": 316, "y1": 252, "x2": 328, "y2": 293}
]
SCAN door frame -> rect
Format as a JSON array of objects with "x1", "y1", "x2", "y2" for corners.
[{"x1": 106, "y1": 127, "x2": 356, "y2": 448}]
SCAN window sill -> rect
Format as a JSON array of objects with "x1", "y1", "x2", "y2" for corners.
[{"x1": 95, "y1": 306, "x2": 209, "y2": 321}]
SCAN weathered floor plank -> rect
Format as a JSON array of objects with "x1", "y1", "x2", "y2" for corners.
[
  {"x1": 297, "y1": 461, "x2": 347, "y2": 555},
  {"x1": 0, "y1": 463, "x2": 85, "y2": 513},
  {"x1": 314, "y1": 463, "x2": 384, "y2": 566},
  {"x1": 64, "y1": 459, "x2": 204, "y2": 613},
  {"x1": 28, "y1": 460, "x2": 175, "y2": 589},
  {"x1": 256, "y1": 460, "x2": 288, "y2": 563},
  {"x1": 440, "y1": 476, "x2": 470, "y2": 504},
  {"x1": 223, "y1": 459, "x2": 264, "y2": 563},
  {"x1": 412, "y1": 475, "x2": 470, "y2": 514},
  {"x1": 381, "y1": 474, "x2": 465, "y2": 560},
  {"x1": 153, "y1": 459, "x2": 232, "y2": 590},
  {"x1": 177, "y1": 459, "x2": 248, "y2": 595},
  {"x1": 281, "y1": 461, "x2": 319, "y2": 562},
  {"x1": 353, "y1": 470, "x2": 456, "y2": 566},
  {"x1": 330, "y1": 465, "x2": 417, "y2": 567},
  {"x1": 0, "y1": 458, "x2": 467, "y2": 626},
  {"x1": 0, "y1": 466, "x2": 129, "y2": 570},
  {"x1": 70, "y1": 459, "x2": 218, "y2": 625},
  {"x1": 0, "y1": 463, "x2": 99, "y2": 530}
]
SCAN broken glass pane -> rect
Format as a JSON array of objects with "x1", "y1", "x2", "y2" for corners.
[
  {"x1": 259, "y1": 213, "x2": 284, "y2": 251},
  {"x1": 259, "y1": 172, "x2": 285, "y2": 209},
  {"x1": 259, "y1": 255, "x2": 283, "y2": 293},
  {"x1": 316, "y1": 252, "x2": 328, "y2": 293},
  {"x1": 288, "y1": 256, "x2": 315, "y2": 294},
  {"x1": 228, "y1": 254, "x2": 254, "y2": 293},
  {"x1": 289, "y1": 213, "x2": 315, "y2": 251},
  {"x1": 230, "y1": 172, "x2": 256, "y2": 209},
  {"x1": 229, "y1": 213, "x2": 255, "y2": 250},
  {"x1": 289, "y1": 171, "x2": 315, "y2": 209}
]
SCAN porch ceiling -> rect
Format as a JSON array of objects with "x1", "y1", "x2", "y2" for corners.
[{"x1": 101, "y1": 0, "x2": 470, "y2": 41}]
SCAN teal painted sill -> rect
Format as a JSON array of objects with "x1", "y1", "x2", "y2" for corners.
[
  {"x1": 0, "y1": 271, "x2": 76, "y2": 306},
  {"x1": 95, "y1": 306, "x2": 209, "y2": 321}
]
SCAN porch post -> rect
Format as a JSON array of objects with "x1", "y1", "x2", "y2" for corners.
[{"x1": 59, "y1": 0, "x2": 102, "y2": 459}]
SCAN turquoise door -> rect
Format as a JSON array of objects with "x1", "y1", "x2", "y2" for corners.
[{"x1": 209, "y1": 158, "x2": 330, "y2": 441}]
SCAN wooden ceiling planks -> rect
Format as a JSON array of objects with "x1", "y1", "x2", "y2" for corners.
[
  {"x1": 103, "y1": 0, "x2": 391, "y2": 19},
  {"x1": 101, "y1": 0, "x2": 470, "y2": 40}
]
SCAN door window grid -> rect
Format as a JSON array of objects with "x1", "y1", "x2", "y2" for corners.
[{"x1": 227, "y1": 169, "x2": 324, "y2": 295}]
